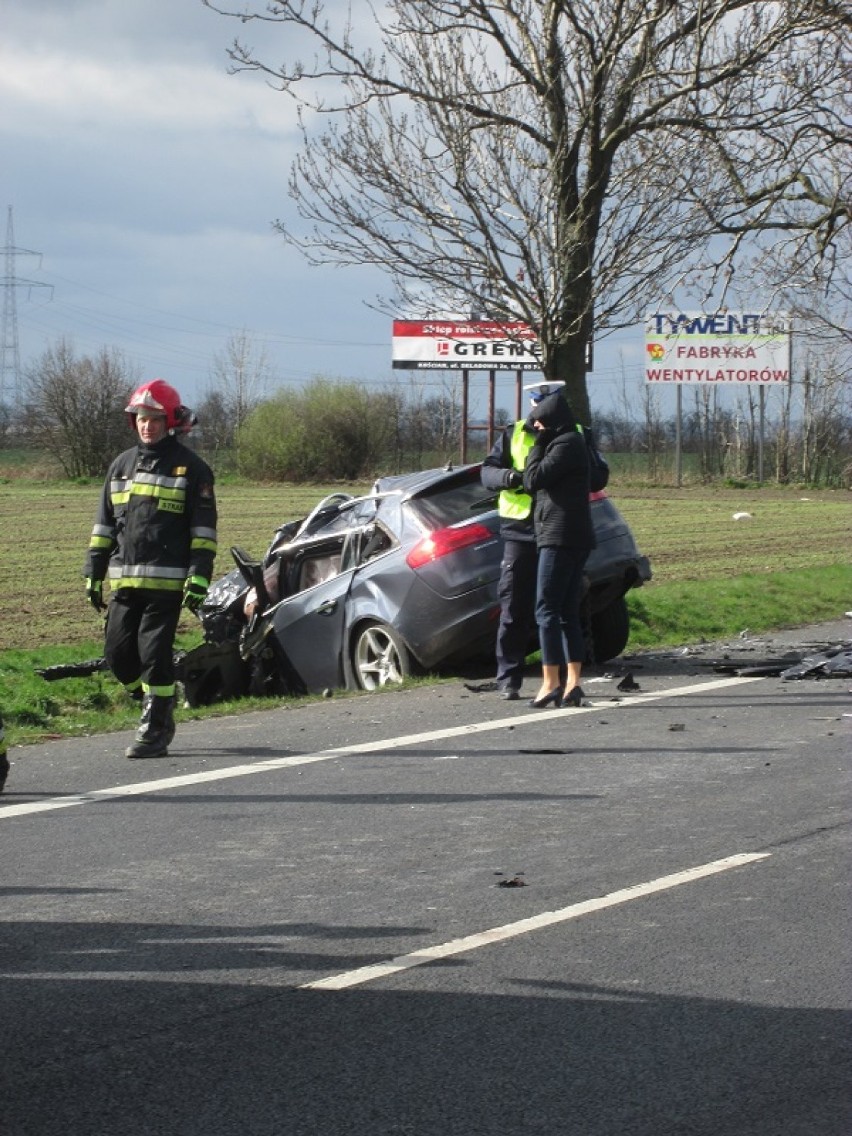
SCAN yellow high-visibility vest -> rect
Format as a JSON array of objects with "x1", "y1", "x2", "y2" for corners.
[{"x1": 498, "y1": 421, "x2": 535, "y2": 520}]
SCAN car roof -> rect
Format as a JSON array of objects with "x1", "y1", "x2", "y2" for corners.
[{"x1": 372, "y1": 463, "x2": 481, "y2": 498}]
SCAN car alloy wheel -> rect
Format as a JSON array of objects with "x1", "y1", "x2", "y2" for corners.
[{"x1": 352, "y1": 621, "x2": 411, "y2": 690}]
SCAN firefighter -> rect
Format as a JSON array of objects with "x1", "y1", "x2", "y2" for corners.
[
  {"x1": 84, "y1": 380, "x2": 217, "y2": 758},
  {"x1": 0, "y1": 710, "x2": 8, "y2": 793}
]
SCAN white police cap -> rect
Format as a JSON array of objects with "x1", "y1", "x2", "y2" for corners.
[{"x1": 523, "y1": 380, "x2": 566, "y2": 403}]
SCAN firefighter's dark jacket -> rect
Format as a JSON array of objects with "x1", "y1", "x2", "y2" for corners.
[{"x1": 85, "y1": 434, "x2": 218, "y2": 593}]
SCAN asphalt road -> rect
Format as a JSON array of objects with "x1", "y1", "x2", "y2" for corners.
[{"x1": 2, "y1": 622, "x2": 850, "y2": 1136}]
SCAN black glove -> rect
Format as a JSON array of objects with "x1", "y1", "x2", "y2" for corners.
[
  {"x1": 85, "y1": 577, "x2": 105, "y2": 612},
  {"x1": 506, "y1": 469, "x2": 523, "y2": 489}
]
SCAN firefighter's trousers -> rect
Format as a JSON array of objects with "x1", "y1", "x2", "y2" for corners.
[{"x1": 105, "y1": 591, "x2": 183, "y2": 697}]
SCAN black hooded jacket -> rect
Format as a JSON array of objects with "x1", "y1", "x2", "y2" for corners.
[{"x1": 522, "y1": 392, "x2": 595, "y2": 551}]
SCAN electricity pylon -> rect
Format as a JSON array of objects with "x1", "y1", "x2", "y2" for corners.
[{"x1": 1, "y1": 206, "x2": 52, "y2": 413}]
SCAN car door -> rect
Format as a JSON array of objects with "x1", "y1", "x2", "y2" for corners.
[{"x1": 268, "y1": 536, "x2": 354, "y2": 692}]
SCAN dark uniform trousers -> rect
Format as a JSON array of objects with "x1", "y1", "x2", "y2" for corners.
[
  {"x1": 105, "y1": 591, "x2": 183, "y2": 695},
  {"x1": 495, "y1": 538, "x2": 539, "y2": 690}
]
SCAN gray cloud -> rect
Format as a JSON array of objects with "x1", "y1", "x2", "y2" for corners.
[{"x1": 0, "y1": 0, "x2": 394, "y2": 402}]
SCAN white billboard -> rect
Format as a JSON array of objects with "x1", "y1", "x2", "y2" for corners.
[
  {"x1": 392, "y1": 319, "x2": 542, "y2": 371},
  {"x1": 645, "y1": 311, "x2": 791, "y2": 384}
]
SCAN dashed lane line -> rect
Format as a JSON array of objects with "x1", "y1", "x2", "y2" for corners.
[{"x1": 301, "y1": 852, "x2": 772, "y2": 990}]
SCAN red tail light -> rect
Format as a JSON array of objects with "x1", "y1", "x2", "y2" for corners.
[{"x1": 406, "y1": 522, "x2": 494, "y2": 569}]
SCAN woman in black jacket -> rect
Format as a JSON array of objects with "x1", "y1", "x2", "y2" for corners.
[{"x1": 522, "y1": 391, "x2": 595, "y2": 708}]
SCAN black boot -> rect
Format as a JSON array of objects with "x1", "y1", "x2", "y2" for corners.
[
  {"x1": 163, "y1": 696, "x2": 176, "y2": 747},
  {"x1": 125, "y1": 695, "x2": 174, "y2": 759}
]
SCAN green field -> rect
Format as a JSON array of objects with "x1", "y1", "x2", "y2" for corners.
[
  {"x1": 0, "y1": 474, "x2": 849, "y2": 745},
  {"x1": 0, "y1": 477, "x2": 347, "y2": 653},
  {"x1": 2, "y1": 476, "x2": 849, "y2": 653}
]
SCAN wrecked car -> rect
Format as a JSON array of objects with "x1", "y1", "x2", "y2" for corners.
[{"x1": 180, "y1": 462, "x2": 652, "y2": 706}]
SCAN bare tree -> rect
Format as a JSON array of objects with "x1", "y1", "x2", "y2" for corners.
[
  {"x1": 709, "y1": 2, "x2": 851, "y2": 340},
  {"x1": 206, "y1": 329, "x2": 270, "y2": 447},
  {"x1": 203, "y1": 0, "x2": 848, "y2": 425},
  {"x1": 24, "y1": 340, "x2": 138, "y2": 478},
  {"x1": 640, "y1": 384, "x2": 667, "y2": 482},
  {"x1": 798, "y1": 347, "x2": 851, "y2": 485},
  {"x1": 0, "y1": 401, "x2": 11, "y2": 449},
  {"x1": 194, "y1": 388, "x2": 231, "y2": 463},
  {"x1": 429, "y1": 375, "x2": 464, "y2": 459},
  {"x1": 395, "y1": 375, "x2": 433, "y2": 468}
]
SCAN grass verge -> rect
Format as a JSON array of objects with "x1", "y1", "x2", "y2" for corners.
[
  {"x1": 625, "y1": 564, "x2": 850, "y2": 649},
  {"x1": 2, "y1": 565, "x2": 849, "y2": 748}
]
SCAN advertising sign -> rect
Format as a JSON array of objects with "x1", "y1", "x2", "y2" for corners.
[
  {"x1": 645, "y1": 311, "x2": 791, "y2": 384},
  {"x1": 392, "y1": 319, "x2": 542, "y2": 371}
]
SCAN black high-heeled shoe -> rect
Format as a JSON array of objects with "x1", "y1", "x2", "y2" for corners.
[
  {"x1": 528, "y1": 687, "x2": 562, "y2": 709},
  {"x1": 561, "y1": 686, "x2": 585, "y2": 708}
]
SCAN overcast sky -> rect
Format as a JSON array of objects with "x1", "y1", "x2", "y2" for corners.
[{"x1": 1, "y1": 0, "x2": 645, "y2": 417}]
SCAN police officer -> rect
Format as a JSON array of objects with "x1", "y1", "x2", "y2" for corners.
[
  {"x1": 84, "y1": 380, "x2": 218, "y2": 758},
  {"x1": 481, "y1": 381, "x2": 566, "y2": 699}
]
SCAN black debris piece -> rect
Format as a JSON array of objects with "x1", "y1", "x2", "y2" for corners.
[
  {"x1": 822, "y1": 653, "x2": 852, "y2": 676},
  {"x1": 37, "y1": 657, "x2": 111, "y2": 681},
  {"x1": 780, "y1": 646, "x2": 852, "y2": 680},
  {"x1": 497, "y1": 875, "x2": 527, "y2": 888},
  {"x1": 617, "y1": 672, "x2": 640, "y2": 691},
  {"x1": 519, "y1": 748, "x2": 572, "y2": 755},
  {"x1": 712, "y1": 653, "x2": 802, "y2": 676},
  {"x1": 706, "y1": 642, "x2": 852, "y2": 680},
  {"x1": 732, "y1": 664, "x2": 793, "y2": 677}
]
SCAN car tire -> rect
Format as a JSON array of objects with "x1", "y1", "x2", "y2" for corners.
[
  {"x1": 590, "y1": 595, "x2": 630, "y2": 662},
  {"x1": 351, "y1": 621, "x2": 414, "y2": 690}
]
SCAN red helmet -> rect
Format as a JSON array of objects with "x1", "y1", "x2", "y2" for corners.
[{"x1": 125, "y1": 379, "x2": 194, "y2": 435}]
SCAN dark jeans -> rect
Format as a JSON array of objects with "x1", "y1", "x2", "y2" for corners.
[
  {"x1": 535, "y1": 546, "x2": 589, "y2": 666},
  {"x1": 495, "y1": 539, "x2": 538, "y2": 690},
  {"x1": 105, "y1": 591, "x2": 183, "y2": 696}
]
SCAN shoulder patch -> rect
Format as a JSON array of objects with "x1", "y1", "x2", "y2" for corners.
[{"x1": 199, "y1": 482, "x2": 214, "y2": 498}]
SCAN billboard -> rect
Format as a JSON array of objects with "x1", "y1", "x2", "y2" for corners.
[
  {"x1": 392, "y1": 319, "x2": 542, "y2": 371},
  {"x1": 645, "y1": 312, "x2": 791, "y2": 384}
]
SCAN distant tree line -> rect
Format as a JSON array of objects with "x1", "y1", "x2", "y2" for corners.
[
  {"x1": 3, "y1": 336, "x2": 849, "y2": 487},
  {"x1": 215, "y1": 376, "x2": 467, "y2": 481}
]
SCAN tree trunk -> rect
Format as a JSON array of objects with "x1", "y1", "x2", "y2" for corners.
[{"x1": 547, "y1": 340, "x2": 592, "y2": 427}]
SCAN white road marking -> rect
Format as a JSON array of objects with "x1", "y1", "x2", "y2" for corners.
[
  {"x1": 0, "y1": 675, "x2": 760, "y2": 821},
  {"x1": 301, "y1": 852, "x2": 772, "y2": 990}
]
